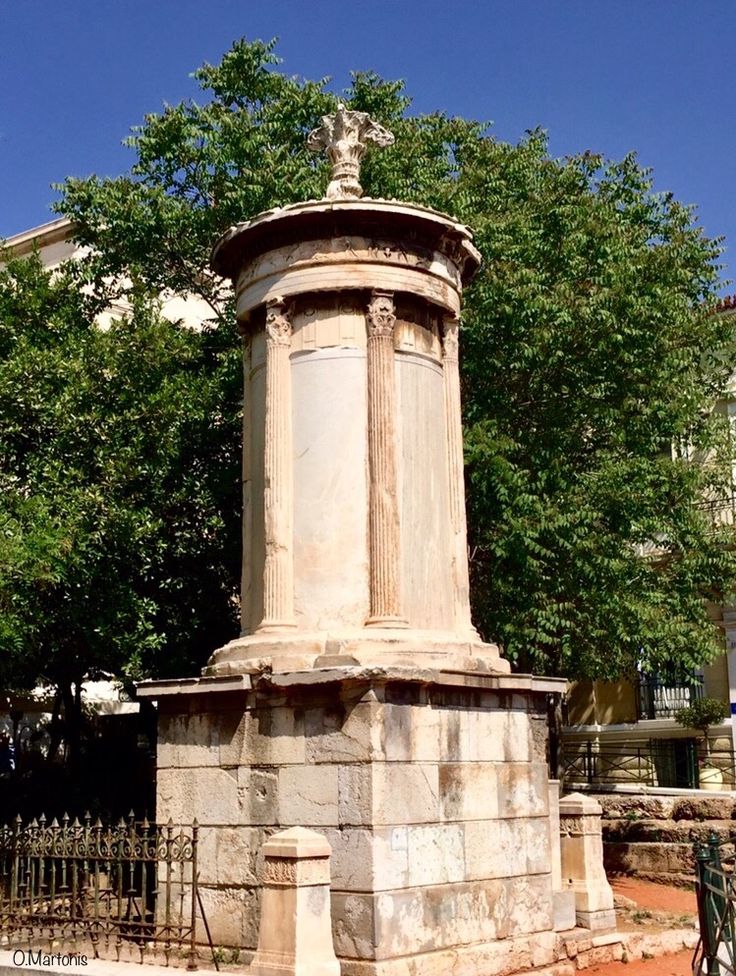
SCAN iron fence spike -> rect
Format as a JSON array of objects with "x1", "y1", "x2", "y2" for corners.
[{"x1": 0, "y1": 812, "x2": 201, "y2": 962}]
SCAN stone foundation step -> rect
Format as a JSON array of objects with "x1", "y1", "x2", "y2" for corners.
[
  {"x1": 603, "y1": 817, "x2": 736, "y2": 843},
  {"x1": 595, "y1": 794, "x2": 736, "y2": 822},
  {"x1": 612, "y1": 869, "x2": 696, "y2": 888},
  {"x1": 519, "y1": 926, "x2": 697, "y2": 974},
  {"x1": 522, "y1": 963, "x2": 576, "y2": 976},
  {"x1": 604, "y1": 840, "x2": 695, "y2": 876}
]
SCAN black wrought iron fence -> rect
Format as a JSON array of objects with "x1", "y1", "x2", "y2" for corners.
[
  {"x1": 693, "y1": 832, "x2": 736, "y2": 976},
  {"x1": 562, "y1": 739, "x2": 736, "y2": 790},
  {"x1": 562, "y1": 742, "x2": 666, "y2": 788},
  {"x1": 0, "y1": 813, "x2": 214, "y2": 969}
]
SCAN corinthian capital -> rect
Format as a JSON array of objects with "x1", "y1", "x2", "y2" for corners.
[
  {"x1": 366, "y1": 290, "x2": 396, "y2": 338},
  {"x1": 442, "y1": 318, "x2": 460, "y2": 362},
  {"x1": 308, "y1": 103, "x2": 394, "y2": 200},
  {"x1": 265, "y1": 297, "x2": 292, "y2": 346}
]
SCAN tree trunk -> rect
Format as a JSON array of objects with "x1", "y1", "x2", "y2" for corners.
[{"x1": 59, "y1": 678, "x2": 83, "y2": 774}]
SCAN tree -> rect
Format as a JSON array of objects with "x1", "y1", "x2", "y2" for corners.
[
  {"x1": 675, "y1": 697, "x2": 728, "y2": 758},
  {"x1": 50, "y1": 39, "x2": 736, "y2": 682},
  {"x1": 0, "y1": 252, "x2": 241, "y2": 762}
]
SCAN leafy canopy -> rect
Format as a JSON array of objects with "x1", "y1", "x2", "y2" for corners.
[
  {"x1": 0, "y1": 253, "x2": 241, "y2": 698},
  {"x1": 28, "y1": 37, "x2": 736, "y2": 682}
]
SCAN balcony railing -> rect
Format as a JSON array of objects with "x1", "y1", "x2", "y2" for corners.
[
  {"x1": 637, "y1": 673, "x2": 704, "y2": 720},
  {"x1": 698, "y1": 493, "x2": 736, "y2": 526}
]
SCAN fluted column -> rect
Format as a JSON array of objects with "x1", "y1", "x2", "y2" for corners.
[
  {"x1": 258, "y1": 297, "x2": 296, "y2": 632},
  {"x1": 241, "y1": 332, "x2": 253, "y2": 635},
  {"x1": 442, "y1": 317, "x2": 476, "y2": 636},
  {"x1": 366, "y1": 290, "x2": 406, "y2": 627}
]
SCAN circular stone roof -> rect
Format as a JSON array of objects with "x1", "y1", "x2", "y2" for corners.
[{"x1": 211, "y1": 197, "x2": 481, "y2": 287}]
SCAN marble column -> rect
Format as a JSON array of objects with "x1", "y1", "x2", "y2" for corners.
[
  {"x1": 258, "y1": 297, "x2": 296, "y2": 632},
  {"x1": 365, "y1": 290, "x2": 405, "y2": 627},
  {"x1": 241, "y1": 332, "x2": 253, "y2": 635},
  {"x1": 442, "y1": 316, "x2": 476, "y2": 635}
]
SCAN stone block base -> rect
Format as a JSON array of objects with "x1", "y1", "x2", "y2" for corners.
[
  {"x1": 146, "y1": 664, "x2": 568, "y2": 970},
  {"x1": 576, "y1": 908, "x2": 617, "y2": 931},
  {"x1": 552, "y1": 890, "x2": 577, "y2": 932},
  {"x1": 337, "y1": 930, "x2": 560, "y2": 976}
]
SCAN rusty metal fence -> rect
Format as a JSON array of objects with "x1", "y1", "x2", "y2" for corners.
[{"x1": 0, "y1": 813, "x2": 214, "y2": 969}]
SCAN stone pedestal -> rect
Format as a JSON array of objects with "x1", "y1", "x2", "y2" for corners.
[
  {"x1": 250, "y1": 827, "x2": 339, "y2": 976},
  {"x1": 142, "y1": 667, "x2": 565, "y2": 975},
  {"x1": 559, "y1": 793, "x2": 616, "y2": 931}
]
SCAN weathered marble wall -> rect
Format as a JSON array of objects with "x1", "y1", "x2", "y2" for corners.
[{"x1": 155, "y1": 673, "x2": 558, "y2": 974}]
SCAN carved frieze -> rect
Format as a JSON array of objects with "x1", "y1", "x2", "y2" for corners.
[
  {"x1": 235, "y1": 237, "x2": 459, "y2": 294},
  {"x1": 262, "y1": 855, "x2": 331, "y2": 887},
  {"x1": 559, "y1": 815, "x2": 601, "y2": 837}
]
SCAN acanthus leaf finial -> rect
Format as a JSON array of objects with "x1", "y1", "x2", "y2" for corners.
[{"x1": 307, "y1": 102, "x2": 394, "y2": 201}]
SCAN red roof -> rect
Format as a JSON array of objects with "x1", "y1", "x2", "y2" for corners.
[{"x1": 716, "y1": 294, "x2": 736, "y2": 312}]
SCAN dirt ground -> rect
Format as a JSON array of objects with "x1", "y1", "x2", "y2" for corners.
[
  {"x1": 610, "y1": 877, "x2": 697, "y2": 916},
  {"x1": 585, "y1": 878, "x2": 698, "y2": 976},
  {"x1": 584, "y1": 948, "x2": 693, "y2": 976}
]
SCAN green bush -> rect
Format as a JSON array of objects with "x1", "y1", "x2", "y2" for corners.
[{"x1": 675, "y1": 697, "x2": 728, "y2": 734}]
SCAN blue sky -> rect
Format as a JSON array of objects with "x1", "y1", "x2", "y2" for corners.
[{"x1": 1, "y1": 0, "x2": 734, "y2": 293}]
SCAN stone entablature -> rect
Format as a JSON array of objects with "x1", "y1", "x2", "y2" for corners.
[{"x1": 211, "y1": 197, "x2": 480, "y2": 313}]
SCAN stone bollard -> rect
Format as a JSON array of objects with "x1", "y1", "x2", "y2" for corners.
[
  {"x1": 559, "y1": 792, "x2": 616, "y2": 931},
  {"x1": 250, "y1": 827, "x2": 340, "y2": 976}
]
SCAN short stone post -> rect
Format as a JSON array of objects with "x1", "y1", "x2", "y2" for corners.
[
  {"x1": 559, "y1": 792, "x2": 616, "y2": 931},
  {"x1": 250, "y1": 827, "x2": 339, "y2": 976}
]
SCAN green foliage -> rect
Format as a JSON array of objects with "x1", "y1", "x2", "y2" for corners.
[
  {"x1": 33, "y1": 36, "x2": 736, "y2": 684},
  {"x1": 675, "y1": 697, "x2": 729, "y2": 734},
  {"x1": 0, "y1": 253, "x2": 240, "y2": 699}
]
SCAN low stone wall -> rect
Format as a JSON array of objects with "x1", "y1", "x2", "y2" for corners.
[{"x1": 597, "y1": 793, "x2": 736, "y2": 884}]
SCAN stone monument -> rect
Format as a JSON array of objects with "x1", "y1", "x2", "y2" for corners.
[{"x1": 139, "y1": 104, "x2": 573, "y2": 975}]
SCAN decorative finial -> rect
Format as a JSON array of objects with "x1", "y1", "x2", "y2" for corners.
[{"x1": 307, "y1": 102, "x2": 394, "y2": 201}]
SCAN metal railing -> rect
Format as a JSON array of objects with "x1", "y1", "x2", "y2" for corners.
[
  {"x1": 562, "y1": 740, "x2": 736, "y2": 791},
  {"x1": 694, "y1": 832, "x2": 736, "y2": 976},
  {"x1": 0, "y1": 813, "x2": 214, "y2": 969},
  {"x1": 637, "y1": 673, "x2": 704, "y2": 720},
  {"x1": 698, "y1": 494, "x2": 736, "y2": 527}
]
